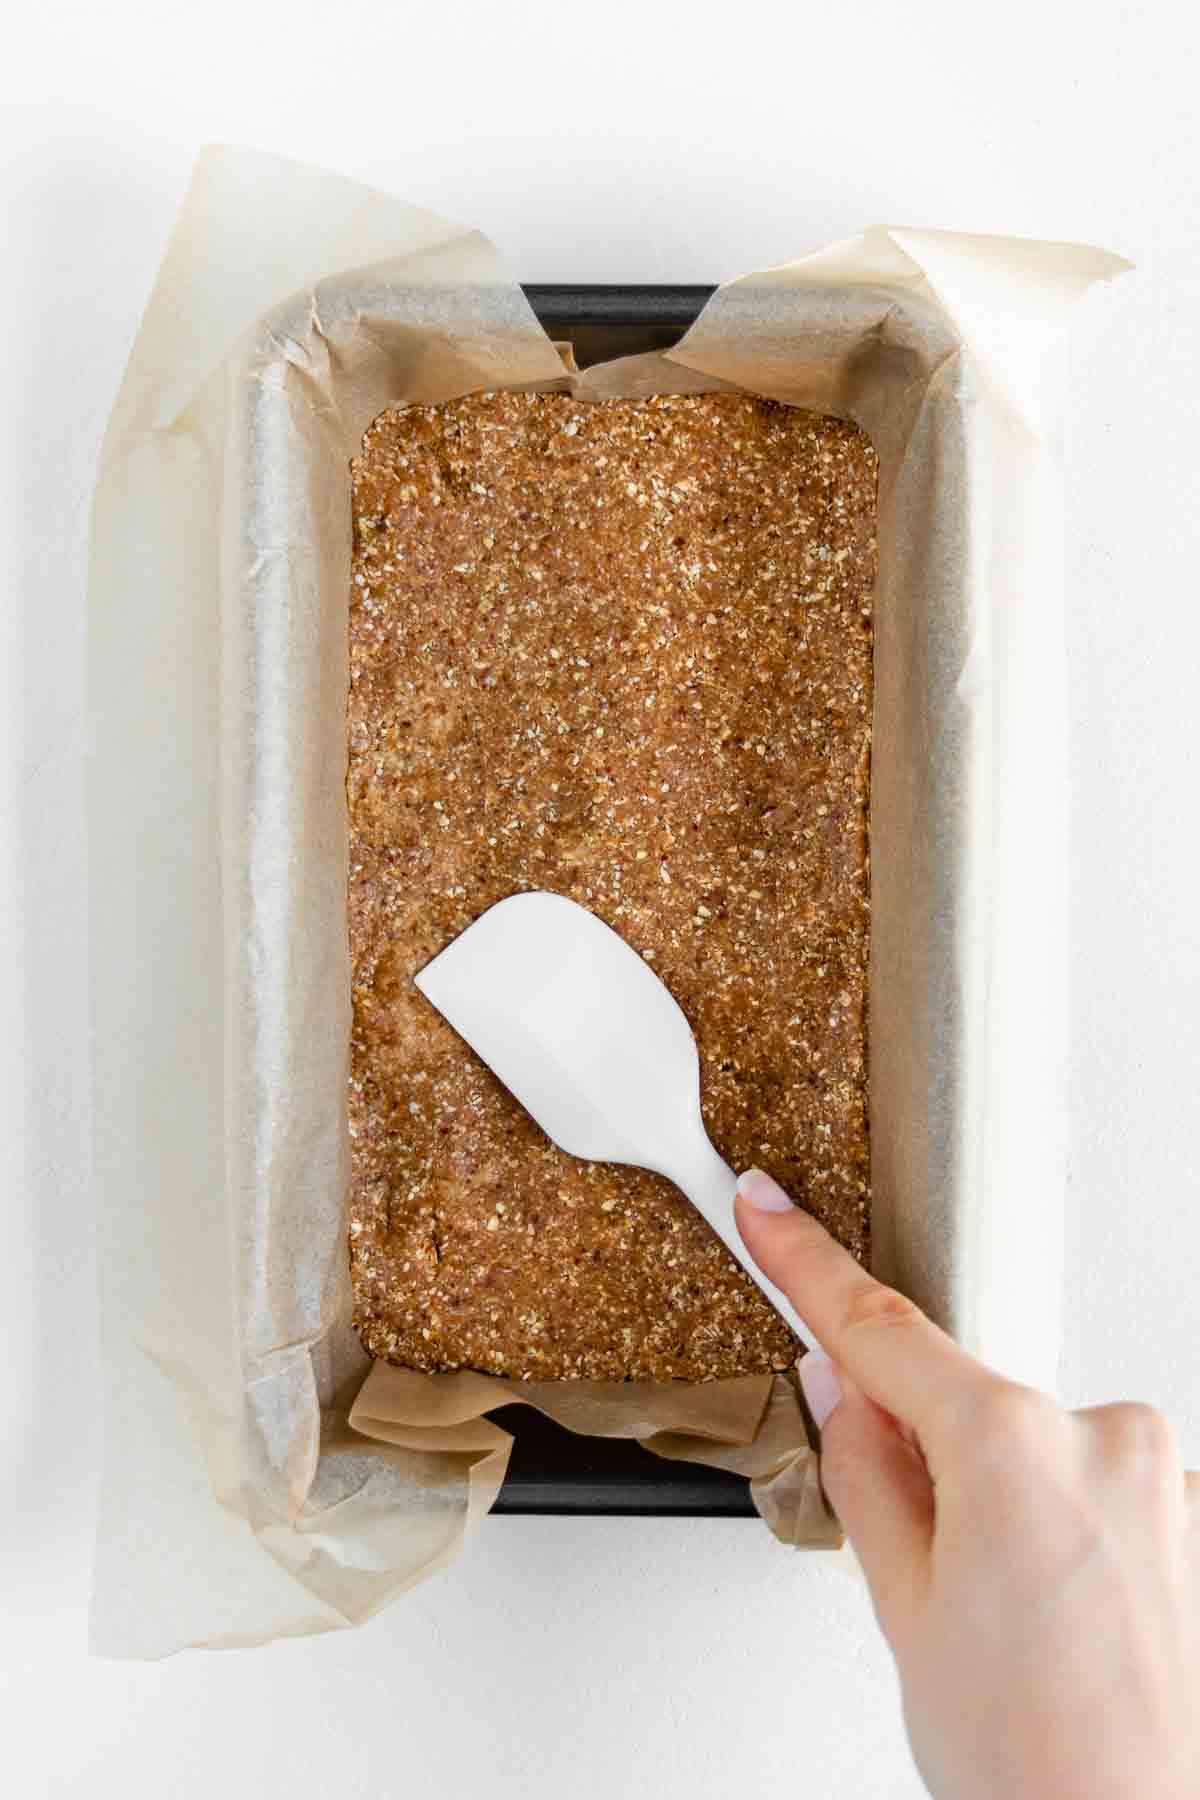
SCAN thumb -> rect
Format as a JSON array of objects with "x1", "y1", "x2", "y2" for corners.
[{"x1": 807, "y1": 1362, "x2": 934, "y2": 1638}]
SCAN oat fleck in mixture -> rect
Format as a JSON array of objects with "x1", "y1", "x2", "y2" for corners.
[{"x1": 347, "y1": 391, "x2": 876, "y2": 1381}]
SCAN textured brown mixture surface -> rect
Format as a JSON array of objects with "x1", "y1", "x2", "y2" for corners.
[{"x1": 347, "y1": 390, "x2": 876, "y2": 1382}]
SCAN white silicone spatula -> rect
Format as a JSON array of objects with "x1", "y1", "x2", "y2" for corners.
[{"x1": 414, "y1": 890, "x2": 818, "y2": 1353}]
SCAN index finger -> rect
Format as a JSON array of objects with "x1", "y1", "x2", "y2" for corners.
[{"x1": 735, "y1": 1170, "x2": 1000, "y2": 1459}]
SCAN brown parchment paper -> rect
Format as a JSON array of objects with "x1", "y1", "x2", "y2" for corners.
[{"x1": 88, "y1": 145, "x2": 1128, "y2": 1657}]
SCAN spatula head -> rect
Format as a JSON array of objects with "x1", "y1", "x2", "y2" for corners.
[
  {"x1": 416, "y1": 890, "x2": 821, "y2": 1355},
  {"x1": 414, "y1": 891, "x2": 705, "y2": 1180}
]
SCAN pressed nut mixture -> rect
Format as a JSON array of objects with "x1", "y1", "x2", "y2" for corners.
[{"x1": 347, "y1": 390, "x2": 876, "y2": 1382}]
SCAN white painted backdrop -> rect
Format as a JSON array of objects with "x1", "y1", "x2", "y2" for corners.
[{"x1": 3, "y1": 2, "x2": 1197, "y2": 1793}]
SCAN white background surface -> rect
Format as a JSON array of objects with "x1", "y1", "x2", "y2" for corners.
[{"x1": 3, "y1": 2, "x2": 1198, "y2": 1794}]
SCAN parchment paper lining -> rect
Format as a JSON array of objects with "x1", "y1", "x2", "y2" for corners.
[{"x1": 87, "y1": 146, "x2": 1127, "y2": 1656}]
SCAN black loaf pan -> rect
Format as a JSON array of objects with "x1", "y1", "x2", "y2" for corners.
[{"x1": 490, "y1": 284, "x2": 755, "y2": 1517}]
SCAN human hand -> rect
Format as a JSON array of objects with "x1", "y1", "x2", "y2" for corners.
[{"x1": 735, "y1": 1169, "x2": 1200, "y2": 1800}]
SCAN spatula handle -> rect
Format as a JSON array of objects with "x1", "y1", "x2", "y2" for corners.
[{"x1": 677, "y1": 1143, "x2": 822, "y2": 1357}]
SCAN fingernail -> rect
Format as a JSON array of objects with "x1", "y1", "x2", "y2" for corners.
[
  {"x1": 736, "y1": 1168, "x2": 795, "y2": 1213},
  {"x1": 799, "y1": 1347, "x2": 843, "y2": 1428}
]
